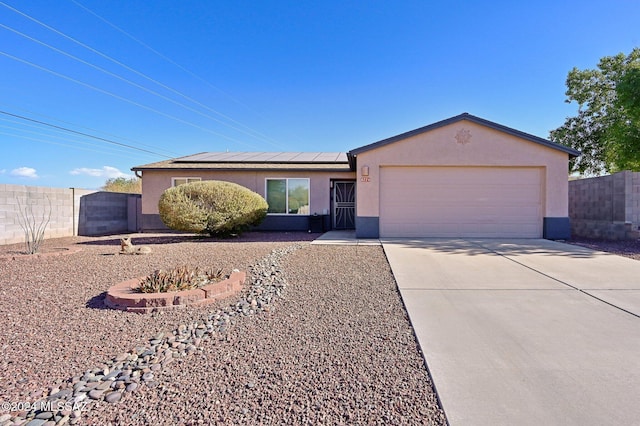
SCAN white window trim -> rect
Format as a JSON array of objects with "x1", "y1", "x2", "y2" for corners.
[
  {"x1": 265, "y1": 178, "x2": 310, "y2": 216},
  {"x1": 172, "y1": 177, "x2": 202, "y2": 187}
]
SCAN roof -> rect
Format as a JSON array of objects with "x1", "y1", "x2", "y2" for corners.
[
  {"x1": 347, "y1": 113, "x2": 581, "y2": 169},
  {"x1": 132, "y1": 114, "x2": 581, "y2": 173},
  {"x1": 132, "y1": 152, "x2": 351, "y2": 172},
  {"x1": 174, "y1": 152, "x2": 347, "y2": 163}
]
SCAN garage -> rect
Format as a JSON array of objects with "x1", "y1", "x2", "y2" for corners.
[
  {"x1": 348, "y1": 113, "x2": 580, "y2": 240},
  {"x1": 379, "y1": 166, "x2": 543, "y2": 238}
]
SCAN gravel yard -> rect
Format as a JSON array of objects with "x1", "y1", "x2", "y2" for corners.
[
  {"x1": 0, "y1": 233, "x2": 446, "y2": 425},
  {"x1": 567, "y1": 237, "x2": 640, "y2": 261}
]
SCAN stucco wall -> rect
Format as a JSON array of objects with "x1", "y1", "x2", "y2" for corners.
[
  {"x1": 139, "y1": 169, "x2": 355, "y2": 230},
  {"x1": 354, "y1": 121, "x2": 570, "y2": 219},
  {"x1": 569, "y1": 171, "x2": 640, "y2": 240}
]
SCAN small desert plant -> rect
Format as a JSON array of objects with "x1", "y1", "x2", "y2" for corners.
[
  {"x1": 138, "y1": 265, "x2": 224, "y2": 293},
  {"x1": 16, "y1": 195, "x2": 51, "y2": 254},
  {"x1": 158, "y1": 180, "x2": 268, "y2": 237}
]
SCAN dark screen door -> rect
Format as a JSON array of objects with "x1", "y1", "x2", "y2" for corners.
[{"x1": 333, "y1": 181, "x2": 355, "y2": 229}]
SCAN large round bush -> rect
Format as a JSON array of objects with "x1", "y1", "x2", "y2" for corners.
[{"x1": 158, "y1": 180, "x2": 268, "y2": 236}]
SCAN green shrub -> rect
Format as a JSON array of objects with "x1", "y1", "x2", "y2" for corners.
[{"x1": 158, "y1": 180, "x2": 268, "y2": 236}]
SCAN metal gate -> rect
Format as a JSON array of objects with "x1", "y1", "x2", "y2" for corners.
[{"x1": 333, "y1": 181, "x2": 355, "y2": 229}]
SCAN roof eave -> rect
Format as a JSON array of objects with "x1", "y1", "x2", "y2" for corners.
[
  {"x1": 348, "y1": 113, "x2": 581, "y2": 158},
  {"x1": 131, "y1": 166, "x2": 352, "y2": 172}
]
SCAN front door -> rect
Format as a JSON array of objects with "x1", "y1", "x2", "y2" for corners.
[{"x1": 333, "y1": 181, "x2": 355, "y2": 229}]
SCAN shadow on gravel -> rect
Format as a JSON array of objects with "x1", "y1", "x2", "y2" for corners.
[
  {"x1": 77, "y1": 231, "x2": 320, "y2": 247},
  {"x1": 78, "y1": 235, "x2": 196, "y2": 246},
  {"x1": 86, "y1": 292, "x2": 109, "y2": 310}
]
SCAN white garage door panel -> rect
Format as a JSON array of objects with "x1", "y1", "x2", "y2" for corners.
[{"x1": 380, "y1": 167, "x2": 542, "y2": 238}]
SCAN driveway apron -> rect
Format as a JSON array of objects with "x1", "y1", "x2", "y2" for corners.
[{"x1": 382, "y1": 238, "x2": 640, "y2": 426}]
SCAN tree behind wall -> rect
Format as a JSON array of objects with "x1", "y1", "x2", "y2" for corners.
[
  {"x1": 550, "y1": 48, "x2": 640, "y2": 175},
  {"x1": 101, "y1": 177, "x2": 141, "y2": 193}
]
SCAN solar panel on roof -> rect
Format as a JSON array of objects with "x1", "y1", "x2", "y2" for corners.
[
  {"x1": 315, "y1": 152, "x2": 346, "y2": 162},
  {"x1": 174, "y1": 152, "x2": 348, "y2": 163},
  {"x1": 291, "y1": 153, "x2": 317, "y2": 162},
  {"x1": 219, "y1": 152, "x2": 250, "y2": 161},
  {"x1": 264, "y1": 152, "x2": 295, "y2": 161},
  {"x1": 241, "y1": 153, "x2": 268, "y2": 161}
]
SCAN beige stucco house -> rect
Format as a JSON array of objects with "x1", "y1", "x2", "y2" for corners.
[{"x1": 132, "y1": 113, "x2": 580, "y2": 239}]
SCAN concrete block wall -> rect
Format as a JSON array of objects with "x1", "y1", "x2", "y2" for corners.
[
  {"x1": 0, "y1": 184, "x2": 141, "y2": 246},
  {"x1": 631, "y1": 173, "x2": 640, "y2": 225},
  {"x1": 569, "y1": 171, "x2": 640, "y2": 240},
  {"x1": 77, "y1": 191, "x2": 140, "y2": 236},
  {"x1": 0, "y1": 184, "x2": 77, "y2": 246}
]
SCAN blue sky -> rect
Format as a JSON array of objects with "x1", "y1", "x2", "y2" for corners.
[{"x1": 1, "y1": 0, "x2": 638, "y2": 189}]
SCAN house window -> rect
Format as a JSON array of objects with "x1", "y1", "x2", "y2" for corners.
[
  {"x1": 172, "y1": 177, "x2": 201, "y2": 187},
  {"x1": 266, "y1": 178, "x2": 310, "y2": 215}
]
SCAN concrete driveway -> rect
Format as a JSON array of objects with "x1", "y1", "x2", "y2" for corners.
[{"x1": 382, "y1": 238, "x2": 640, "y2": 426}]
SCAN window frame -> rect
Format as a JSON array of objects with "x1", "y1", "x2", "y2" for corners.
[
  {"x1": 265, "y1": 178, "x2": 310, "y2": 216},
  {"x1": 171, "y1": 177, "x2": 201, "y2": 187}
]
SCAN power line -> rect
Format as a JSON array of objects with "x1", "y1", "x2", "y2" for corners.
[
  {"x1": 1, "y1": 1, "x2": 286, "y2": 149},
  {"x1": 0, "y1": 110, "x2": 172, "y2": 158},
  {"x1": 68, "y1": 0, "x2": 242, "y2": 104},
  {"x1": 0, "y1": 119, "x2": 153, "y2": 157},
  {"x1": 68, "y1": 0, "x2": 289, "y2": 148},
  {"x1": 0, "y1": 22, "x2": 283, "y2": 147},
  {"x1": 0, "y1": 130, "x2": 156, "y2": 162},
  {"x1": 0, "y1": 51, "x2": 257, "y2": 148},
  {"x1": 0, "y1": 104, "x2": 180, "y2": 157}
]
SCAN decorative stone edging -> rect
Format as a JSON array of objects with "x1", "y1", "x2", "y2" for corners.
[
  {"x1": 4, "y1": 244, "x2": 301, "y2": 425},
  {"x1": 105, "y1": 271, "x2": 246, "y2": 313},
  {"x1": 0, "y1": 247, "x2": 82, "y2": 261}
]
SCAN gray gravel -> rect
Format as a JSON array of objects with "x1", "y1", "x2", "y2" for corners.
[
  {"x1": 568, "y1": 237, "x2": 640, "y2": 261},
  {"x1": 0, "y1": 233, "x2": 445, "y2": 425}
]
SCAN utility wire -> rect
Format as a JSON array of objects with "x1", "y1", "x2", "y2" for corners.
[
  {"x1": 0, "y1": 22, "x2": 281, "y2": 146},
  {"x1": 0, "y1": 119, "x2": 148, "y2": 157},
  {"x1": 1, "y1": 1, "x2": 285, "y2": 149},
  {"x1": 0, "y1": 51, "x2": 256, "y2": 148},
  {"x1": 68, "y1": 0, "x2": 287, "y2": 148},
  {"x1": 0, "y1": 130, "x2": 157, "y2": 161},
  {"x1": 68, "y1": 0, "x2": 247, "y2": 106},
  {"x1": 69, "y1": 0, "x2": 283, "y2": 144},
  {"x1": 0, "y1": 104, "x2": 180, "y2": 157},
  {"x1": 0, "y1": 110, "x2": 172, "y2": 158}
]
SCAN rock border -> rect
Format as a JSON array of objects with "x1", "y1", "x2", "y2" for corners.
[
  {"x1": 105, "y1": 271, "x2": 246, "y2": 313},
  {"x1": 5, "y1": 244, "x2": 300, "y2": 425}
]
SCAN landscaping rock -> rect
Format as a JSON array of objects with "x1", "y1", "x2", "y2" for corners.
[
  {"x1": 104, "y1": 391, "x2": 122, "y2": 404},
  {"x1": 0, "y1": 233, "x2": 445, "y2": 425}
]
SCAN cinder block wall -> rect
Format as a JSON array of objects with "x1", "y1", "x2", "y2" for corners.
[
  {"x1": 0, "y1": 184, "x2": 141, "y2": 246},
  {"x1": 77, "y1": 191, "x2": 140, "y2": 236},
  {"x1": 0, "y1": 184, "x2": 76, "y2": 245},
  {"x1": 569, "y1": 171, "x2": 640, "y2": 240}
]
